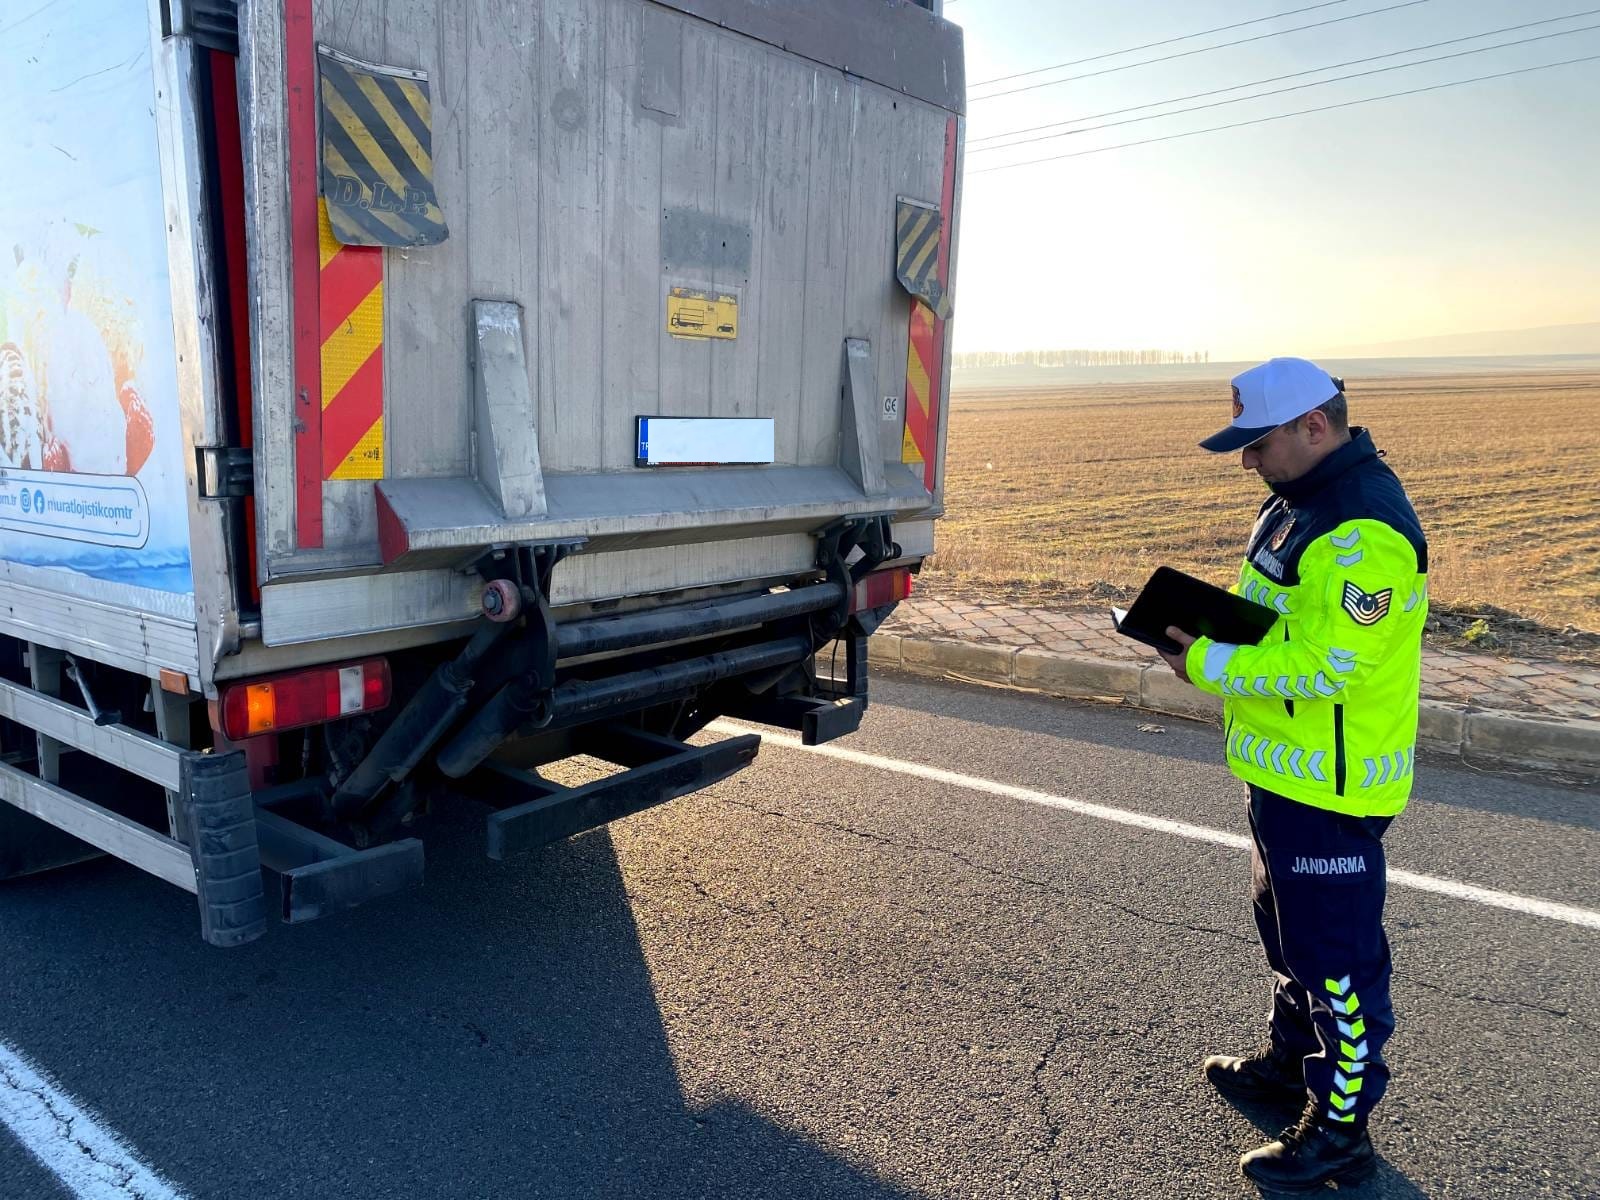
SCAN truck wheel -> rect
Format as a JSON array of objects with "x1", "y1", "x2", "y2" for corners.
[{"x1": 0, "y1": 802, "x2": 102, "y2": 881}]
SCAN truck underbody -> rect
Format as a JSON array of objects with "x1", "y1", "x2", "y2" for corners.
[{"x1": 0, "y1": 515, "x2": 909, "y2": 944}]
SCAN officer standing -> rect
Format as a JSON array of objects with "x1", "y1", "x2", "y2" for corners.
[{"x1": 1157, "y1": 357, "x2": 1428, "y2": 1191}]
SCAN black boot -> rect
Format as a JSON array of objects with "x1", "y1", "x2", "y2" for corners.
[
  {"x1": 1202, "y1": 1045, "x2": 1304, "y2": 1105},
  {"x1": 1240, "y1": 1100, "x2": 1377, "y2": 1192}
]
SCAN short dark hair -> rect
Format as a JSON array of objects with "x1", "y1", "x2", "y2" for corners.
[
  {"x1": 1316, "y1": 388, "x2": 1349, "y2": 431},
  {"x1": 1293, "y1": 387, "x2": 1348, "y2": 433}
]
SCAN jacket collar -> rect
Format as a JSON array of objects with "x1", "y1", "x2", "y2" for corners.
[{"x1": 1270, "y1": 428, "x2": 1377, "y2": 504}]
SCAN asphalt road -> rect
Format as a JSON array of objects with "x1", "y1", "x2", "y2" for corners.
[{"x1": 1, "y1": 670, "x2": 1597, "y2": 1200}]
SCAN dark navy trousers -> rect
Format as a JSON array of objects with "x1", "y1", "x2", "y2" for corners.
[{"x1": 1248, "y1": 785, "x2": 1395, "y2": 1124}]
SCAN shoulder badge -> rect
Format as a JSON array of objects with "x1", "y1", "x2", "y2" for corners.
[
  {"x1": 1341, "y1": 581, "x2": 1393, "y2": 626},
  {"x1": 1269, "y1": 516, "x2": 1295, "y2": 551}
]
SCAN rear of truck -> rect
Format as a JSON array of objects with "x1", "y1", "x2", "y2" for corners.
[{"x1": 0, "y1": 0, "x2": 963, "y2": 943}]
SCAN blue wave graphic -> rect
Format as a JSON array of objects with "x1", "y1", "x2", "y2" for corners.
[{"x1": 2, "y1": 546, "x2": 193, "y2": 594}]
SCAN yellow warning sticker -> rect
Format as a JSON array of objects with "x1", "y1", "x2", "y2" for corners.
[{"x1": 666, "y1": 287, "x2": 738, "y2": 340}]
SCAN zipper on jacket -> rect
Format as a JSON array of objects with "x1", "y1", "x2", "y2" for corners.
[
  {"x1": 1281, "y1": 626, "x2": 1294, "y2": 717},
  {"x1": 1333, "y1": 703, "x2": 1347, "y2": 796}
]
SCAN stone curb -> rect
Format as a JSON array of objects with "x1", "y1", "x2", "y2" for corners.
[{"x1": 866, "y1": 633, "x2": 1600, "y2": 776}]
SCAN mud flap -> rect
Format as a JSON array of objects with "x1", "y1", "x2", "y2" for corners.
[{"x1": 177, "y1": 752, "x2": 268, "y2": 948}]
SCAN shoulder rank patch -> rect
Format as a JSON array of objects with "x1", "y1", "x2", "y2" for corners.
[{"x1": 1342, "y1": 582, "x2": 1393, "y2": 626}]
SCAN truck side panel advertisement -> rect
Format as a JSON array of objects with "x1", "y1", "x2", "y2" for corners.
[{"x1": 0, "y1": 0, "x2": 194, "y2": 601}]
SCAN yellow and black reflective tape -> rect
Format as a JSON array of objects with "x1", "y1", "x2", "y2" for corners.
[
  {"x1": 317, "y1": 45, "x2": 449, "y2": 248},
  {"x1": 894, "y1": 199, "x2": 949, "y2": 318},
  {"x1": 898, "y1": 208, "x2": 938, "y2": 279}
]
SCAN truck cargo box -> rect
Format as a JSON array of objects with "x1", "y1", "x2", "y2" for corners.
[
  {"x1": 0, "y1": 0, "x2": 963, "y2": 943},
  {"x1": 241, "y1": 0, "x2": 963, "y2": 660}
]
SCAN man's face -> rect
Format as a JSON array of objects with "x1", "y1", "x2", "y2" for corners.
[{"x1": 1240, "y1": 417, "x2": 1320, "y2": 484}]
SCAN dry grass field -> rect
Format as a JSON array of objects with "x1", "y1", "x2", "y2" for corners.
[{"x1": 924, "y1": 372, "x2": 1600, "y2": 640}]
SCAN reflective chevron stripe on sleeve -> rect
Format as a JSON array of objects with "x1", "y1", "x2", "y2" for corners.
[
  {"x1": 1224, "y1": 673, "x2": 1335, "y2": 700},
  {"x1": 1330, "y1": 528, "x2": 1365, "y2": 568},
  {"x1": 1312, "y1": 672, "x2": 1344, "y2": 697},
  {"x1": 1243, "y1": 579, "x2": 1293, "y2": 615}
]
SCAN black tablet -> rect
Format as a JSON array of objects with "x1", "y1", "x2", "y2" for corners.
[{"x1": 1111, "y1": 566, "x2": 1279, "y2": 655}]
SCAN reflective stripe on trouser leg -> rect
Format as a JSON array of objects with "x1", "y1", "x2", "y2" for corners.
[
  {"x1": 1247, "y1": 785, "x2": 1395, "y2": 1122},
  {"x1": 1325, "y1": 975, "x2": 1368, "y2": 1121}
]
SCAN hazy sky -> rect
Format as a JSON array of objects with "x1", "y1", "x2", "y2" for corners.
[{"x1": 948, "y1": 0, "x2": 1600, "y2": 359}]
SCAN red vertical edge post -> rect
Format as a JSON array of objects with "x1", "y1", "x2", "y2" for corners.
[
  {"x1": 286, "y1": 0, "x2": 323, "y2": 548},
  {"x1": 926, "y1": 115, "x2": 958, "y2": 494},
  {"x1": 208, "y1": 50, "x2": 261, "y2": 602},
  {"x1": 208, "y1": 52, "x2": 254, "y2": 447}
]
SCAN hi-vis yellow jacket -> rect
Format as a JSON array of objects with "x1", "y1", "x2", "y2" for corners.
[{"x1": 1189, "y1": 430, "x2": 1429, "y2": 817}]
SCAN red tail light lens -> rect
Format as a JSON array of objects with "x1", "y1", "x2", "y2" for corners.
[
  {"x1": 219, "y1": 659, "x2": 391, "y2": 741},
  {"x1": 849, "y1": 567, "x2": 914, "y2": 614}
]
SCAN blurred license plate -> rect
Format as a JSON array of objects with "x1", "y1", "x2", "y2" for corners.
[{"x1": 636, "y1": 417, "x2": 775, "y2": 467}]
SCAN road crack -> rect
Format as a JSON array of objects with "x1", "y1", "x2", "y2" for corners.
[
  {"x1": 627, "y1": 868, "x2": 831, "y2": 957},
  {"x1": 1027, "y1": 1020, "x2": 1068, "y2": 1200},
  {"x1": 1400, "y1": 976, "x2": 1598, "y2": 1034},
  {"x1": 713, "y1": 798, "x2": 1256, "y2": 948},
  {"x1": 709, "y1": 799, "x2": 1598, "y2": 1035},
  {"x1": 0, "y1": 1060, "x2": 161, "y2": 1199}
]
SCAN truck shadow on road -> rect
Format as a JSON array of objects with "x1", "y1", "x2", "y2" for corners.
[{"x1": 0, "y1": 804, "x2": 926, "y2": 1200}]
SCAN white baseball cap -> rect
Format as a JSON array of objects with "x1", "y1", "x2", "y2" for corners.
[{"x1": 1200, "y1": 357, "x2": 1344, "y2": 452}]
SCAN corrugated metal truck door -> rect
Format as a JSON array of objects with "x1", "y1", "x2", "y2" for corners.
[{"x1": 240, "y1": 0, "x2": 962, "y2": 642}]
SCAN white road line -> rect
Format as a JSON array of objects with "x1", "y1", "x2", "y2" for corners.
[
  {"x1": 0, "y1": 1040, "x2": 184, "y2": 1200},
  {"x1": 712, "y1": 722, "x2": 1600, "y2": 932}
]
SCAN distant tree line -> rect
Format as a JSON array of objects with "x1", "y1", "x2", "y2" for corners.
[{"x1": 952, "y1": 349, "x2": 1210, "y2": 368}]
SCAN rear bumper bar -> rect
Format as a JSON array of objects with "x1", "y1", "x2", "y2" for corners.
[
  {"x1": 254, "y1": 807, "x2": 423, "y2": 924},
  {"x1": 0, "y1": 520, "x2": 896, "y2": 944},
  {"x1": 472, "y1": 725, "x2": 761, "y2": 860},
  {"x1": 554, "y1": 580, "x2": 844, "y2": 661}
]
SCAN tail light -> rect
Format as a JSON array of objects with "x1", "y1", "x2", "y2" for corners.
[
  {"x1": 219, "y1": 659, "x2": 391, "y2": 741},
  {"x1": 849, "y1": 566, "x2": 914, "y2": 614}
]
